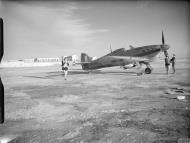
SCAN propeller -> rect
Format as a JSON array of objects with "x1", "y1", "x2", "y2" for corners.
[
  {"x1": 162, "y1": 31, "x2": 165, "y2": 45},
  {"x1": 110, "y1": 44, "x2": 112, "y2": 53},
  {"x1": 161, "y1": 31, "x2": 169, "y2": 57}
]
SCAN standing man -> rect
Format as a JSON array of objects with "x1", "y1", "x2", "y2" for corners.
[
  {"x1": 170, "y1": 54, "x2": 176, "y2": 74},
  {"x1": 61, "y1": 57, "x2": 69, "y2": 80},
  {"x1": 165, "y1": 55, "x2": 170, "y2": 74}
]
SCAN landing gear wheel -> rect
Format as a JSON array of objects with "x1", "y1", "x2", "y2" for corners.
[{"x1": 145, "y1": 67, "x2": 152, "y2": 74}]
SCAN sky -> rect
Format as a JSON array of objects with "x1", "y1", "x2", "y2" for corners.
[{"x1": 0, "y1": 0, "x2": 190, "y2": 60}]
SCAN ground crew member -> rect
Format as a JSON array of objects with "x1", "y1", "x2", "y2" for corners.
[
  {"x1": 62, "y1": 57, "x2": 69, "y2": 80},
  {"x1": 170, "y1": 54, "x2": 176, "y2": 74},
  {"x1": 165, "y1": 55, "x2": 170, "y2": 74}
]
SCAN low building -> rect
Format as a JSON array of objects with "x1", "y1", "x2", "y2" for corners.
[
  {"x1": 63, "y1": 55, "x2": 78, "y2": 62},
  {"x1": 34, "y1": 57, "x2": 60, "y2": 62},
  {"x1": 24, "y1": 59, "x2": 35, "y2": 63}
]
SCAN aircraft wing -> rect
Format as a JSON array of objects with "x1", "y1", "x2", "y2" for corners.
[{"x1": 108, "y1": 56, "x2": 150, "y2": 62}]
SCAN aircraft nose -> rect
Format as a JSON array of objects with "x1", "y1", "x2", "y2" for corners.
[
  {"x1": 161, "y1": 45, "x2": 170, "y2": 51},
  {"x1": 165, "y1": 45, "x2": 170, "y2": 50}
]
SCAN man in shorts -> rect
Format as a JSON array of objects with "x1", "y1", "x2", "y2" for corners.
[
  {"x1": 165, "y1": 55, "x2": 170, "y2": 74},
  {"x1": 170, "y1": 54, "x2": 176, "y2": 74},
  {"x1": 62, "y1": 57, "x2": 69, "y2": 80}
]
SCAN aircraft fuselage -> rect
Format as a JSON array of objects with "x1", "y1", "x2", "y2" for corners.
[{"x1": 81, "y1": 44, "x2": 169, "y2": 70}]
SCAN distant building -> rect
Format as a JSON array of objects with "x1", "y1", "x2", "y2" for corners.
[
  {"x1": 3, "y1": 55, "x2": 79, "y2": 64},
  {"x1": 63, "y1": 55, "x2": 78, "y2": 62},
  {"x1": 24, "y1": 59, "x2": 35, "y2": 63},
  {"x1": 72, "y1": 55, "x2": 78, "y2": 62},
  {"x1": 92, "y1": 57, "x2": 97, "y2": 61},
  {"x1": 34, "y1": 57, "x2": 60, "y2": 62}
]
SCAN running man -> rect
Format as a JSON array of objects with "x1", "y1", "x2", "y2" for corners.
[{"x1": 61, "y1": 57, "x2": 69, "y2": 80}]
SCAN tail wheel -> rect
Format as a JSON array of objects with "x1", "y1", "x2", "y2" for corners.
[{"x1": 145, "y1": 67, "x2": 152, "y2": 74}]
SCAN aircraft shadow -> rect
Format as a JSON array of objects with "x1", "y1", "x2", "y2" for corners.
[
  {"x1": 23, "y1": 70, "x2": 138, "y2": 79},
  {"x1": 151, "y1": 72, "x2": 168, "y2": 75},
  {"x1": 23, "y1": 75, "x2": 55, "y2": 79},
  {"x1": 68, "y1": 70, "x2": 137, "y2": 76},
  {"x1": 44, "y1": 70, "x2": 136, "y2": 77}
]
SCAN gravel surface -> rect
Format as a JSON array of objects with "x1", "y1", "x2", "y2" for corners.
[{"x1": 0, "y1": 59, "x2": 190, "y2": 143}]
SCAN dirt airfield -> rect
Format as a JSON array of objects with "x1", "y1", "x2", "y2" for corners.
[{"x1": 0, "y1": 59, "x2": 190, "y2": 143}]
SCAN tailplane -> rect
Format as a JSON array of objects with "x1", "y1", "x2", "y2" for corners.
[
  {"x1": 81, "y1": 53, "x2": 92, "y2": 70},
  {"x1": 81, "y1": 53, "x2": 92, "y2": 63}
]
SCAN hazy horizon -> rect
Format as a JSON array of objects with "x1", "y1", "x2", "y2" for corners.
[{"x1": 0, "y1": 0, "x2": 190, "y2": 60}]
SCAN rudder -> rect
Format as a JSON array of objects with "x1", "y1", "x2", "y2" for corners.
[{"x1": 81, "y1": 53, "x2": 92, "y2": 70}]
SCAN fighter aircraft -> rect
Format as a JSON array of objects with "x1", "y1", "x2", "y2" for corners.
[{"x1": 80, "y1": 31, "x2": 170, "y2": 74}]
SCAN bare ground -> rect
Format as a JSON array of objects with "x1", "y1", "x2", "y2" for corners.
[{"x1": 0, "y1": 59, "x2": 190, "y2": 143}]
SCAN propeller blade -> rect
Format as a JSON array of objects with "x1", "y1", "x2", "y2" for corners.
[
  {"x1": 110, "y1": 44, "x2": 112, "y2": 53},
  {"x1": 162, "y1": 31, "x2": 165, "y2": 45},
  {"x1": 164, "y1": 50, "x2": 168, "y2": 57}
]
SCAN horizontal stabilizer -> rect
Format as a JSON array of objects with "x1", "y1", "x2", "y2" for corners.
[{"x1": 73, "y1": 61, "x2": 91, "y2": 64}]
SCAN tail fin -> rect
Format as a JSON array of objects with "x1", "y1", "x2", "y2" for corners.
[
  {"x1": 81, "y1": 53, "x2": 92, "y2": 62},
  {"x1": 81, "y1": 53, "x2": 92, "y2": 70}
]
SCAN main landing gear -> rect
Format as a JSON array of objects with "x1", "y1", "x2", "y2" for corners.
[
  {"x1": 144, "y1": 64, "x2": 153, "y2": 74},
  {"x1": 145, "y1": 67, "x2": 152, "y2": 74}
]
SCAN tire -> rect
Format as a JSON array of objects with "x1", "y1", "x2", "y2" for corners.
[{"x1": 145, "y1": 67, "x2": 152, "y2": 74}]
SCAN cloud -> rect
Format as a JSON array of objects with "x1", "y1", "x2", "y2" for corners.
[
  {"x1": 1, "y1": 1, "x2": 109, "y2": 59},
  {"x1": 52, "y1": 3, "x2": 109, "y2": 47},
  {"x1": 55, "y1": 17, "x2": 109, "y2": 45}
]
